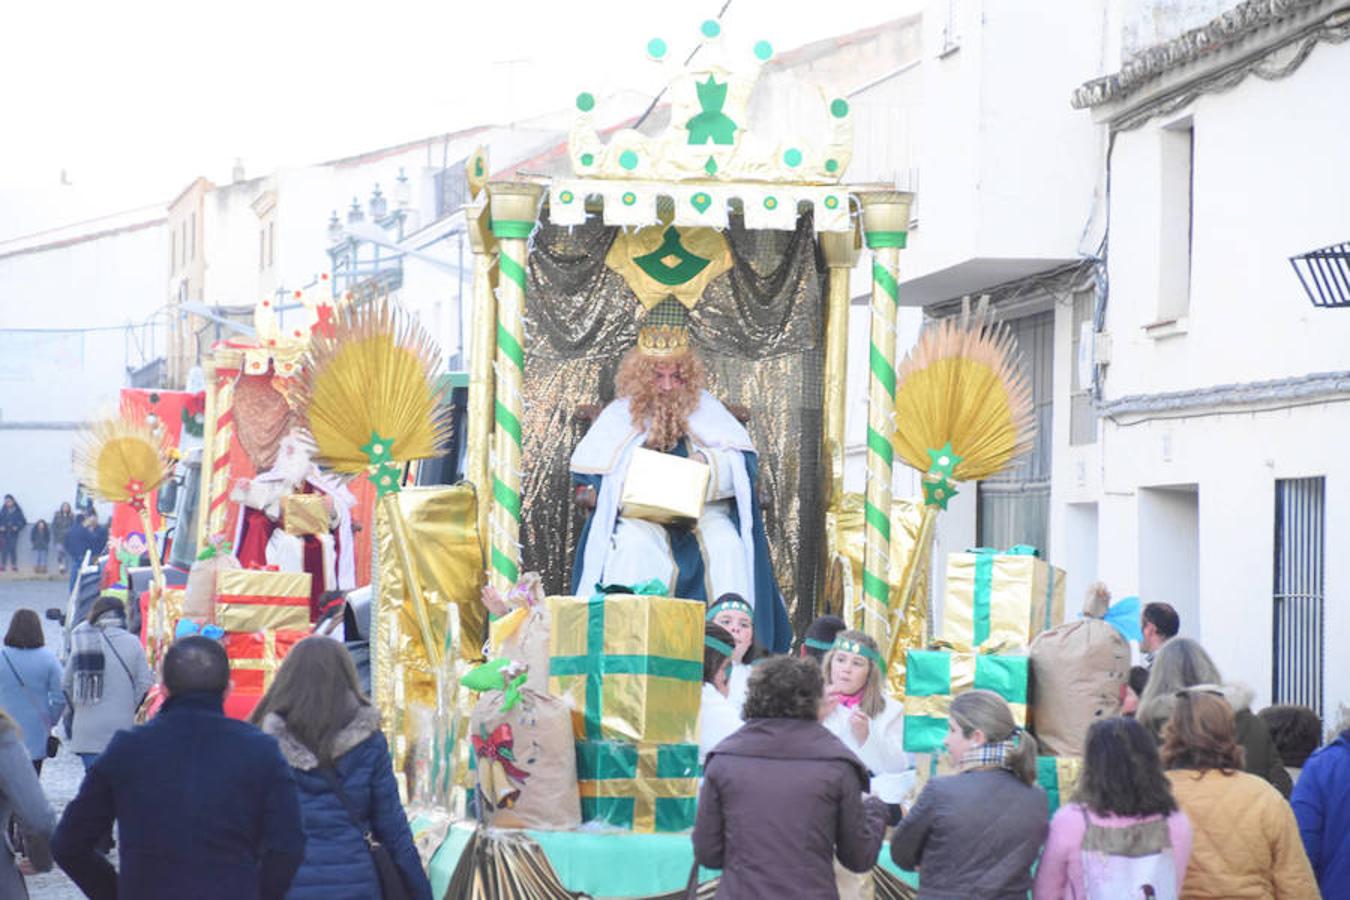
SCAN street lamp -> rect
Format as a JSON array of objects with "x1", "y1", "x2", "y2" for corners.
[
  {"x1": 370, "y1": 184, "x2": 388, "y2": 219},
  {"x1": 327, "y1": 210, "x2": 343, "y2": 245},
  {"x1": 347, "y1": 197, "x2": 364, "y2": 225}
]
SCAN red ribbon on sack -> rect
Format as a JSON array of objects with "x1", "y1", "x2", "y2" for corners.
[{"x1": 471, "y1": 723, "x2": 531, "y2": 782}]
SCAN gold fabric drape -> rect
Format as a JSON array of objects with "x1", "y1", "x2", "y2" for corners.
[
  {"x1": 519, "y1": 212, "x2": 825, "y2": 633},
  {"x1": 374, "y1": 485, "x2": 484, "y2": 800}
]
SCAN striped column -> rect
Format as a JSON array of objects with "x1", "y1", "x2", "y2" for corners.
[
  {"x1": 857, "y1": 190, "x2": 915, "y2": 648},
  {"x1": 203, "y1": 358, "x2": 239, "y2": 545},
  {"x1": 486, "y1": 183, "x2": 544, "y2": 592}
]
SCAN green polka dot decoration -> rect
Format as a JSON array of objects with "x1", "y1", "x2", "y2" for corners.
[
  {"x1": 647, "y1": 37, "x2": 667, "y2": 59},
  {"x1": 704, "y1": 156, "x2": 718, "y2": 176},
  {"x1": 619, "y1": 150, "x2": 639, "y2": 171},
  {"x1": 691, "y1": 192, "x2": 712, "y2": 213},
  {"x1": 753, "y1": 40, "x2": 773, "y2": 61},
  {"x1": 824, "y1": 195, "x2": 839, "y2": 209},
  {"x1": 763, "y1": 196, "x2": 778, "y2": 210},
  {"x1": 783, "y1": 148, "x2": 803, "y2": 167},
  {"x1": 622, "y1": 192, "x2": 637, "y2": 206},
  {"x1": 701, "y1": 19, "x2": 720, "y2": 39},
  {"x1": 559, "y1": 190, "x2": 574, "y2": 204},
  {"x1": 580, "y1": 153, "x2": 594, "y2": 167},
  {"x1": 576, "y1": 92, "x2": 595, "y2": 112},
  {"x1": 825, "y1": 158, "x2": 839, "y2": 174},
  {"x1": 830, "y1": 98, "x2": 850, "y2": 118}
]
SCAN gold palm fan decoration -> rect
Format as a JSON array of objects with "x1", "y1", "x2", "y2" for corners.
[
  {"x1": 294, "y1": 299, "x2": 453, "y2": 490},
  {"x1": 885, "y1": 296, "x2": 1035, "y2": 668},
  {"x1": 73, "y1": 410, "x2": 173, "y2": 661},
  {"x1": 293, "y1": 299, "x2": 453, "y2": 666}
]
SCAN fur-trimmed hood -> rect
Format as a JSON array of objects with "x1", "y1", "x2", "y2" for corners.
[{"x1": 262, "y1": 705, "x2": 381, "y2": 771}]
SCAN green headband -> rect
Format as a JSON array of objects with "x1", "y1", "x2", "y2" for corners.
[
  {"x1": 831, "y1": 636, "x2": 883, "y2": 667},
  {"x1": 706, "y1": 598, "x2": 752, "y2": 621},
  {"x1": 704, "y1": 635, "x2": 734, "y2": 656},
  {"x1": 803, "y1": 637, "x2": 835, "y2": 651}
]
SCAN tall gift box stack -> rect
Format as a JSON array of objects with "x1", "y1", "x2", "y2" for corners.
[
  {"x1": 214, "y1": 568, "x2": 313, "y2": 719},
  {"x1": 903, "y1": 546, "x2": 1065, "y2": 754},
  {"x1": 547, "y1": 590, "x2": 703, "y2": 833}
]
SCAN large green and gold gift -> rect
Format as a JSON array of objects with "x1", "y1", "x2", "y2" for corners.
[
  {"x1": 1037, "y1": 756, "x2": 1083, "y2": 815},
  {"x1": 943, "y1": 546, "x2": 1065, "y2": 650},
  {"x1": 547, "y1": 585, "x2": 703, "y2": 744},
  {"x1": 575, "y1": 740, "x2": 699, "y2": 833},
  {"x1": 903, "y1": 647, "x2": 1029, "y2": 753}
]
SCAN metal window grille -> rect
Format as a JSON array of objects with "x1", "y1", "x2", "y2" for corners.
[
  {"x1": 1272, "y1": 477, "x2": 1325, "y2": 716},
  {"x1": 1290, "y1": 242, "x2": 1350, "y2": 308},
  {"x1": 978, "y1": 309, "x2": 1053, "y2": 551},
  {"x1": 435, "y1": 161, "x2": 469, "y2": 220}
]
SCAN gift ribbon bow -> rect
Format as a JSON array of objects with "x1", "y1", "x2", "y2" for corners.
[
  {"x1": 1099, "y1": 595, "x2": 1143, "y2": 643},
  {"x1": 471, "y1": 723, "x2": 530, "y2": 783},
  {"x1": 594, "y1": 579, "x2": 668, "y2": 597},
  {"x1": 196, "y1": 540, "x2": 234, "y2": 561}
]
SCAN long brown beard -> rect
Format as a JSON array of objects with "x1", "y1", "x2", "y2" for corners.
[{"x1": 616, "y1": 349, "x2": 705, "y2": 451}]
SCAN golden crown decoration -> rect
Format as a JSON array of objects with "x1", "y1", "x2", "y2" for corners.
[
  {"x1": 636, "y1": 323, "x2": 690, "y2": 357},
  {"x1": 637, "y1": 297, "x2": 692, "y2": 357}
]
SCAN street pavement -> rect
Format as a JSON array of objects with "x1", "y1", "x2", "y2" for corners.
[{"x1": 1, "y1": 577, "x2": 103, "y2": 899}]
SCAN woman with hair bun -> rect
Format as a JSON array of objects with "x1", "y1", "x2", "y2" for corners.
[{"x1": 889, "y1": 689, "x2": 1047, "y2": 898}]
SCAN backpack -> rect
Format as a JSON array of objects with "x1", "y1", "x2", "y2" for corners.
[{"x1": 1080, "y1": 808, "x2": 1178, "y2": 900}]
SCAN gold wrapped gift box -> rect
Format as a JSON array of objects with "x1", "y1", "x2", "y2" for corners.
[
  {"x1": 619, "y1": 448, "x2": 709, "y2": 524},
  {"x1": 943, "y1": 547, "x2": 1065, "y2": 650},
  {"x1": 282, "y1": 494, "x2": 330, "y2": 536},
  {"x1": 215, "y1": 568, "x2": 312, "y2": 632},
  {"x1": 547, "y1": 592, "x2": 703, "y2": 745}
]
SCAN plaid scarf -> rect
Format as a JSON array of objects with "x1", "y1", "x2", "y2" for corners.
[
  {"x1": 960, "y1": 738, "x2": 1018, "y2": 773},
  {"x1": 71, "y1": 612, "x2": 125, "y2": 703}
]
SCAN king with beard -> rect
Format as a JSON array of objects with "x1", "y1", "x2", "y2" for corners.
[{"x1": 569, "y1": 300, "x2": 791, "y2": 653}]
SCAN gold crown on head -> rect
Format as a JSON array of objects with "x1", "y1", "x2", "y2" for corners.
[{"x1": 637, "y1": 297, "x2": 691, "y2": 358}]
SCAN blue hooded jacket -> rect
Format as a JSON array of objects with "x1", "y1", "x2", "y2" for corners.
[{"x1": 1292, "y1": 731, "x2": 1350, "y2": 898}]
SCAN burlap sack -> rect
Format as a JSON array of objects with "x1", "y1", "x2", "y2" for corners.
[
  {"x1": 1030, "y1": 618, "x2": 1130, "y2": 756},
  {"x1": 495, "y1": 604, "x2": 551, "y2": 695},
  {"x1": 469, "y1": 688, "x2": 580, "y2": 830},
  {"x1": 182, "y1": 553, "x2": 241, "y2": 619}
]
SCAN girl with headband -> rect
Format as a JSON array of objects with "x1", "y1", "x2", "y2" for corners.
[
  {"x1": 706, "y1": 593, "x2": 766, "y2": 712},
  {"x1": 820, "y1": 630, "x2": 911, "y2": 802},
  {"x1": 699, "y1": 623, "x2": 743, "y2": 765}
]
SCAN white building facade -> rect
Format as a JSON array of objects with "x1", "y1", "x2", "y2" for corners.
[
  {"x1": 1068, "y1": 0, "x2": 1350, "y2": 720},
  {"x1": 0, "y1": 207, "x2": 169, "y2": 532}
]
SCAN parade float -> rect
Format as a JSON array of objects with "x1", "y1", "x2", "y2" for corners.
[{"x1": 68, "y1": 21, "x2": 1118, "y2": 900}]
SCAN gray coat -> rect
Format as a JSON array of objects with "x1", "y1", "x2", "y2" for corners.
[
  {"x1": 0, "y1": 722, "x2": 55, "y2": 897},
  {"x1": 0, "y1": 648, "x2": 65, "y2": 761},
  {"x1": 62, "y1": 622, "x2": 153, "y2": 756},
  {"x1": 890, "y1": 767, "x2": 1048, "y2": 900}
]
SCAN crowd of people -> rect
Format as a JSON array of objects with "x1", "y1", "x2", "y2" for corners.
[
  {"x1": 694, "y1": 596, "x2": 1346, "y2": 899},
  {"x1": 0, "y1": 579, "x2": 1342, "y2": 898},
  {"x1": 0, "y1": 494, "x2": 107, "y2": 582}
]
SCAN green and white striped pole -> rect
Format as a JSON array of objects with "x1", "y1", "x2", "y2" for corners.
[
  {"x1": 857, "y1": 190, "x2": 915, "y2": 648},
  {"x1": 486, "y1": 182, "x2": 544, "y2": 592}
]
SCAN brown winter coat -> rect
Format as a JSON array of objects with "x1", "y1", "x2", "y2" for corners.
[
  {"x1": 692, "y1": 717, "x2": 888, "y2": 899},
  {"x1": 1166, "y1": 768, "x2": 1318, "y2": 899}
]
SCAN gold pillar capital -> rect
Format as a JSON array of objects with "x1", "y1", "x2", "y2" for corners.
[
  {"x1": 819, "y1": 224, "x2": 862, "y2": 269},
  {"x1": 487, "y1": 181, "x2": 546, "y2": 233},
  {"x1": 853, "y1": 188, "x2": 915, "y2": 246}
]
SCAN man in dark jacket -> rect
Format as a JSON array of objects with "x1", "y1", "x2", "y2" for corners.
[
  {"x1": 693, "y1": 656, "x2": 888, "y2": 898},
  {"x1": 63, "y1": 513, "x2": 104, "y2": 592},
  {"x1": 52, "y1": 637, "x2": 305, "y2": 899}
]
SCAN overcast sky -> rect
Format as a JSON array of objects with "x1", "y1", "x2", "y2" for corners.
[{"x1": 1, "y1": 0, "x2": 900, "y2": 240}]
